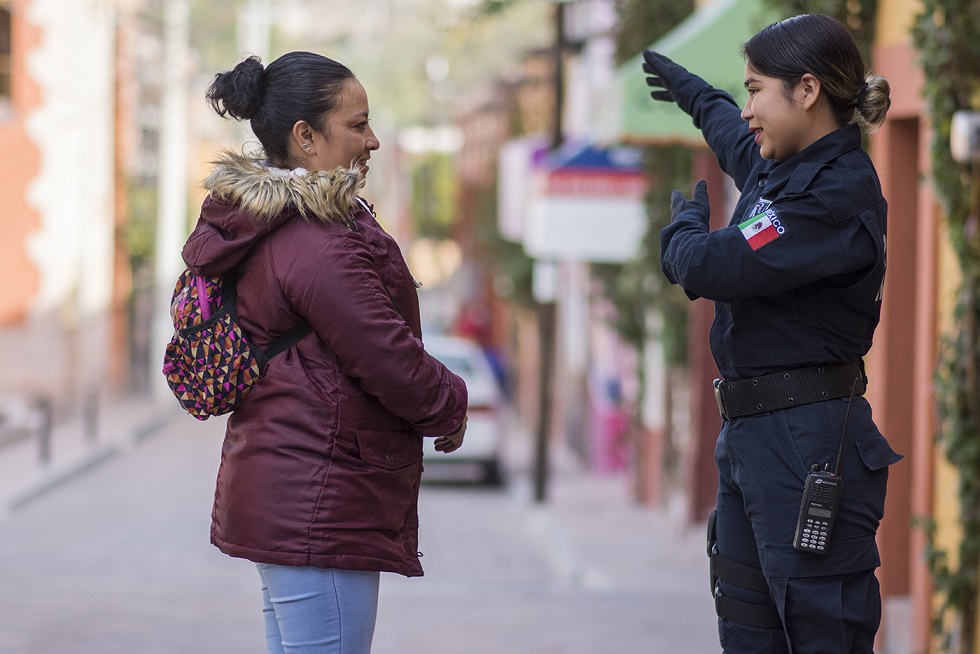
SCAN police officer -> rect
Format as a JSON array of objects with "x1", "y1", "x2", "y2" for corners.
[{"x1": 642, "y1": 13, "x2": 903, "y2": 654}]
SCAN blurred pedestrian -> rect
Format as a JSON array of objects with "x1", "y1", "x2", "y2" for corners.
[
  {"x1": 643, "y1": 14, "x2": 902, "y2": 653},
  {"x1": 182, "y1": 51, "x2": 468, "y2": 654}
]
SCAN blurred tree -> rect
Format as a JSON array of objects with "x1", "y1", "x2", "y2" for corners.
[
  {"x1": 911, "y1": 0, "x2": 980, "y2": 650},
  {"x1": 593, "y1": 1, "x2": 694, "y2": 367},
  {"x1": 591, "y1": 146, "x2": 690, "y2": 366},
  {"x1": 614, "y1": 0, "x2": 694, "y2": 62},
  {"x1": 410, "y1": 152, "x2": 457, "y2": 240},
  {"x1": 125, "y1": 183, "x2": 159, "y2": 271},
  {"x1": 585, "y1": 0, "x2": 694, "y2": 500}
]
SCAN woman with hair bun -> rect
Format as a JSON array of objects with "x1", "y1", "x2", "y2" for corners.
[
  {"x1": 642, "y1": 13, "x2": 901, "y2": 653},
  {"x1": 182, "y1": 51, "x2": 468, "y2": 654}
]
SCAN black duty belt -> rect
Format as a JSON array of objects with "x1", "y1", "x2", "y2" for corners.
[{"x1": 713, "y1": 361, "x2": 865, "y2": 421}]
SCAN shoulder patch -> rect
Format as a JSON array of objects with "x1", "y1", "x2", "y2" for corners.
[{"x1": 738, "y1": 208, "x2": 785, "y2": 251}]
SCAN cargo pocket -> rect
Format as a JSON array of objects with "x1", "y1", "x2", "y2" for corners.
[{"x1": 855, "y1": 433, "x2": 902, "y2": 471}]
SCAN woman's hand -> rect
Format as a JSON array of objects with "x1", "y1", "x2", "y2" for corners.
[{"x1": 433, "y1": 416, "x2": 467, "y2": 454}]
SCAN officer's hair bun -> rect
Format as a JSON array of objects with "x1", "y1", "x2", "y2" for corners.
[{"x1": 855, "y1": 74, "x2": 891, "y2": 134}]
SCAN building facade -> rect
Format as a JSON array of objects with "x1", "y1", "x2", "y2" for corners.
[{"x1": 0, "y1": 0, "x2": 161, "y2": 421}]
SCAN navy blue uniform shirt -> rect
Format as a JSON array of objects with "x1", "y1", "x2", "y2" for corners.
[{"x1": 660, "y1": 74, "x2": 887, "y2": 381}]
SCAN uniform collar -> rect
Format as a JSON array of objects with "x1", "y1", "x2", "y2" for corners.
[{"x1": 757, "y1": 123, "x2": 864, "y2": 190}]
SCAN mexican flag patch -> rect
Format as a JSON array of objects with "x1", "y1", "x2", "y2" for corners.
[{"x1": 738, "y1": 209, "x2": 784, "y2": 251}]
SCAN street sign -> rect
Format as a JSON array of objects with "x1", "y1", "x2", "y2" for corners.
[{"x1": 524, "y1": 141, "x2": 647, "y2": 262}]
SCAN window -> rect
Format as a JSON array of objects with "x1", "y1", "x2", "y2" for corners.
[{"x1": 0, "y1": 4, "x2": 10, "y2": 101}]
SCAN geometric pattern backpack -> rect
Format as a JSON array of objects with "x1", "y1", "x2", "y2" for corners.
[{"x1": 162, "y1": 269, "x2": 312, "y2": 421}]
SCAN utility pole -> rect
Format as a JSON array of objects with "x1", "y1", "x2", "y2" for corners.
[
  {"x1": 550, "y1": 0, "x2": 565, "y2": 152},
  {"x1": 532, "y1": 0, "x2": 566, "y2": 504}
]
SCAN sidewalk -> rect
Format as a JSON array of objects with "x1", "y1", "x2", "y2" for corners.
[
  {"x1": 376, "y1": 415, "x2": 720, "y2": 653},
  {"x1": 0, "y1": 393, "x2": 719, "y2": 653},
  {"x1": 0, "y1": 391, "x2": 179, "y2": 515},
  {"x1": 505, "y1": 438, "x2": 711, "y2": 595}
]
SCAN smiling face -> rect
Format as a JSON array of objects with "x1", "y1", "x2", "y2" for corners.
[
  {"x1": 740, "y1": 64, "x2": 812, "y2": 163},
  {"x1": 297, "y1": 78, "x2": 380, "y2": 176}
]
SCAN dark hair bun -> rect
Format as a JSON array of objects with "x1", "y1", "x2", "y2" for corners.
[{"x1": 206, "y1": 56, "x2": 266, "y2": 121}]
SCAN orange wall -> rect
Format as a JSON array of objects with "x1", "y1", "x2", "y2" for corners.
[
  {"x1": 0, "y1": 0, "x2": 41, "y2": 324},
  {"x1": 870, "y1": 3, "x2": 935, "y2": 649}
]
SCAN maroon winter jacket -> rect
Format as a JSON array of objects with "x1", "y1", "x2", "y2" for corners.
[{"x1": 181, "y1": 153, "x2": 467, "y2": 576}]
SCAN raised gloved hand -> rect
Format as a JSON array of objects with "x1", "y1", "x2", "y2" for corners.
[
  {"x1": 642, "y1": 50, "x2": 713, "y2": 117},
  {"x1": 642, "y1": 50, "x2": 686, "y2": 103},
  {"x1": 670, "y1": 180, "x2": 709, "y2": 225}
]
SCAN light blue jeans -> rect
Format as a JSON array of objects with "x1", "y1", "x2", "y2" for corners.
[{"x1": 256, "y1": 563, "x2": 380, "y2": 654}]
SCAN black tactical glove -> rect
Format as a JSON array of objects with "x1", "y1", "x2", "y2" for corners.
[
  {"x1": 670, "y1": 180, "x2": 709, "y2": 226},
  {"x1": 642, "y1": 50, "x2": 686, "y2": 103},
  {"x1": 642, "y1": 50, "x2": 714, "y2": 117},
  {"x1": 643, "y1": 50, "x2": 684, "y2": 102}
]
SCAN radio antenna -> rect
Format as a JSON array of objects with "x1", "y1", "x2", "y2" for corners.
[{"x1": 832, "y1": 378, "x2": 861, "y2": 476}]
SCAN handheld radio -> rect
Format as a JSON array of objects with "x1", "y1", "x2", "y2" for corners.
[{"x1": 792, "y1": 379, "x2": 860, "y2": 554}]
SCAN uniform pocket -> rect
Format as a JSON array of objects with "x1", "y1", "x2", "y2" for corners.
[
  {"x1": 855, "y1": 433, "x2": 902, "y2": 471},
  {"x1": 762, "y1": 538, "x2": 880, "y2": 578},
  {"x1": 783, "y1": 401, "x2": 840, "y2": 476}
]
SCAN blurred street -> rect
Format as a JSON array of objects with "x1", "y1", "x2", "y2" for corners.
[
  {"x1": 0, "y1": 398, "x2": 718, "y2": 654},
  {"x1": 0, "y1": 0, "x2": 957, "y2": 650}
]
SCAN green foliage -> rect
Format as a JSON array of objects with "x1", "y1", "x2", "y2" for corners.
[
  {"x1": 467, "y1": 175, "x2": 536, "y2": 310},
  {"x1": 760, "y1": 0, "x2": 878, "y2": 64},
  {"x1": 614, "y1": 0, "x2": 695, "y2": 64},
  {"x1": 592, "y1": 146, "x2": 692, "y2": 365},
  {"x1": 125, "y1": 181, "x2": 159, "y2": 271},
  {"x1": 485, "y1": 226, "x2": 536, "y2": 310},
  {"x1": 763, "y1": 0, "x2": 876, "y2": 45},
  {"x1": 591, "y1": 0, "x2": 692, "y2": 366},
  {"x1": 410, "y1": 153, "x2": 457, "y2": 240},
  {"x1": 471, "y1": 0, "x2": 519, "y2": 17},
  {"x1": 642, "y1": 146, "x2": 694, "y2": 366},
  {"x1": 913, "y1": 1, "x2": 980, "y2": 649}
]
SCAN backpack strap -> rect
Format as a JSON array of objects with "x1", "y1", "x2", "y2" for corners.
[
  {"x1": 264, "y1": 319, "x2": 313, "y2": 358},
  {"x1": 222, "y1": 271, "x2": 313, "y2": 363}
]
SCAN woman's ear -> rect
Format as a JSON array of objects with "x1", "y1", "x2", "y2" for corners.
[
  {"x1": 798, "y1": 73, "x2": 822, "y2": 111},
  {"x1": 291, "y1": 120, "x2": 317, "y2": 157}
]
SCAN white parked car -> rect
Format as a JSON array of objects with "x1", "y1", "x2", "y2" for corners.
[{"x1": 422, "y1": 334, "x2": 504, "y2": 484}]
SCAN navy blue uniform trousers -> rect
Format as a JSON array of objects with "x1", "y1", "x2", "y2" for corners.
[{"x1": 713, "y1": 396, "x2": 901, "y2": 653}]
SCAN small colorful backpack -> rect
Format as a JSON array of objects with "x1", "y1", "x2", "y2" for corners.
[{"x1": 162, "y1": 270, "x2": 311, "y2": 420}]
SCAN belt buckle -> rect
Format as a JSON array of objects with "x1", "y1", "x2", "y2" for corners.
[{"x1": 713, "y1": 378, "x2": 728, "y2": 421}]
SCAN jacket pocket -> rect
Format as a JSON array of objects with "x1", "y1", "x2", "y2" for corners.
[
  {"x1": 355, "y1": 429, "x2": 424, "y2": 470},
  {"x1": 315, "y1": 429, "x2": 423, "y2": 532}
]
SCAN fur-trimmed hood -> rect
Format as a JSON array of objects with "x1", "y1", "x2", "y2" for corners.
[
  {"x1": 204, "y1": 150, "x2": 365, "y2": 225},
  {"x1": 182, "y1": 151, "x2": 366, "y2": 275}
]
